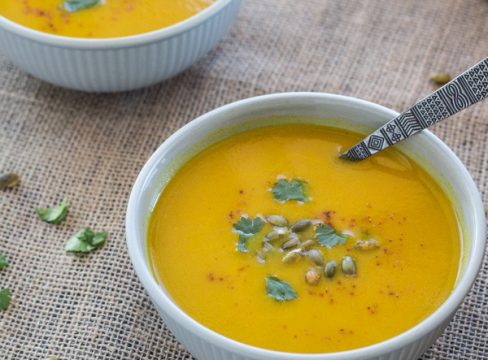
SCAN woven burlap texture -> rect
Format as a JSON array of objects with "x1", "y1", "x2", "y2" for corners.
[{"x1": 1, "y1": 0, "x2": 487, "y2": 359}]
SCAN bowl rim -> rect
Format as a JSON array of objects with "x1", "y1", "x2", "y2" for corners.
[
  {"x1": 126, "y1": 92, "x2": 486, "y2": 359},
  {"x1": 0, "y1": 0, "x2": 232, "y2": 48}
]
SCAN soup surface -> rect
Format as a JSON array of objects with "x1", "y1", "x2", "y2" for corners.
[
  {"x1": 148, "y1": 124, "x2": 461, "y2": 353},
  {"x1": 0, "y1": 0, "x2": 214, "y2": 38}
]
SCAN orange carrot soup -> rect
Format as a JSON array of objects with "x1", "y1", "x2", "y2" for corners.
[
  {"x1": 147, "y1": 124, "x2": 461, "y2": 353},
  {"x1": 0, "y1": 0, "x2": 215, "y2": 38}
]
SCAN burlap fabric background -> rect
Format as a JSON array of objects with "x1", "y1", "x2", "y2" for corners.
[{"x1": 1, "y1": 0, "x2": 487, "y2": 358}]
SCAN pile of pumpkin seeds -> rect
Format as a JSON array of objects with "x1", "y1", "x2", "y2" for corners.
[
  {"x1": 232, "y1": 178, "x2": 383, "y2": 300},
  {"x1": 255, "y1": 214, "x2": 365, "y2": 285}
]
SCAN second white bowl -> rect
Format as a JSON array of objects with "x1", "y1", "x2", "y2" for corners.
[{"x1": 0, "y1": 0, "x2": 240, "y2": 92}]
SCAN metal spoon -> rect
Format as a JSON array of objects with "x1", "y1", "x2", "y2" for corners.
[{"x1": 340, "y1": 57, "x2": 488, "y2": 161}]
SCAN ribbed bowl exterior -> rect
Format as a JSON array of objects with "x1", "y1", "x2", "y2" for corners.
[
  {"x1": 157, "y1": 301, "x2": 452, "y2": 360},
  {"x1": 0, "y1": 0, "x2": 240, "y2": 92},
  {"x1": 165, "y1": 311, "x2": 450, "y2": 360}
]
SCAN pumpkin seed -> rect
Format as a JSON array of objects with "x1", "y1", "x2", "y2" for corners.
[
  {"x1": 0, "y1": 173, "x2": 20, "y2": 189},
  {"x1": 299, "y1": 239, "x2": 315, "y2": 250},
  {"x1": 307, "y1": 249, "x2": 324, "y2": 266},
  {"x1": 282, "y1": 249, "x2": 301, "y2": 263},
  {"x1": 256, "y1": 250, "x2": 266, "y2": 264},
  {"x1": 305, "y1": 268, "x2": 321, "y2": 285},
  {"x1": 257, "y1": 241, "x2": 273, "y2": 263},
  {"x1": 430, "y1": 72, "x2": 451, "y2": 86},
  {"x1": 324, "y1": 260, "x2": 337, "y2": 278},
  {"x1": 291, "y1": 219, "x2": 312, "y2": 233},
  {"x1": 265, "y1": 230, "x2": 281, "y2": 242},
  {"x1": 341, "y1": 256, "x2": 357, "y2": 276},
  {"x1": 281, "y1": 237, "x2": 300, "y2": 250},
  {"x1": 354, "y1": 239, "x2": 380, "y2": 251},
  {"x1": 274, "y1": 227, "x2": 289, "y2": 236},
  {"x1": 262, "y1": 241, "x2": 274, "y2": 252},
  {"x1": 266, "y1": 215, "x2": 288, "y2": 227}
]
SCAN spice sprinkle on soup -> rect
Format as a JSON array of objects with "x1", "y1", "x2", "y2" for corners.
[{"x1": 148, "y1": 123, "x2": 461, "y2": 353}]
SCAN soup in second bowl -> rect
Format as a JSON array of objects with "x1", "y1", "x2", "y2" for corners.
[
  {"x1": 147, "y1": 123, "x2": 461, "y2": 353},
  {"x1": 0, "y1": 0, "x2": 215, "y2": 38}
]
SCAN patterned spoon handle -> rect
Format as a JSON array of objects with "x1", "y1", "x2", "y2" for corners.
[{"x1": 341, "y1": 57, "x2": 488, "y2": 161}]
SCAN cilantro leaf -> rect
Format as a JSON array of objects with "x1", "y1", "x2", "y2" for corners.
[
  {"x1": 65, "y1": 228, "x2": 107, "y2": 253},
  {"x1": 236, "y1": 235, "x2": 249, "y2": 253},
  {"x1": 272, "y1": 179, "x2": 309, "y2": 202},
  {"x1": 233, "y1": 216, "x2": 265, "y2": 252},
  {"x1": 266, "y1": 275, "x2": 297, "y2": 302},
  {"x1": 63, "y1": 0, "x2": 100, "y2": 12},
  {"x1": 0, "y1": 254, "x2": 8, "y2": 270},
  {"x1": 36, "y1": 198, "x2": 69, "y2": 225},
  {"x1": 91, "y1": 230, "x2": 107, "y2": 246},
  {"x1": 315, "y1": 223, "x2": 348, "y2": 248},
  {"x1": 233, "y1": 216, "x2": 265, "y2": 236},
  {"x1": 0, "y1": 288, "x2": 11, "y2": 310}
]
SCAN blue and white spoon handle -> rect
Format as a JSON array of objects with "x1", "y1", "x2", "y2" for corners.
[{"x1": 341, "y1": 57, "x2": 488, "y2": 161}]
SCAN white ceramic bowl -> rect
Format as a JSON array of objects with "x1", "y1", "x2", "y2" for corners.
[
  {"x1": 0, "y1": 0, "x2": 240, "y2": 92},
  {"x1": 126, "y1": 93, "x2": 486, "y2": 360}
]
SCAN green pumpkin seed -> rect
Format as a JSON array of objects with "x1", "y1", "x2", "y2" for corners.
[
  {"x1": 265, "y1": 230, "x2": 281, "y2": 242},
  {"x1": 324, "y1": 260, "x2": 337, "y2": 278},
  {"x1": 354, "y1": 239, "x2": 380, "y2": 251},
  {"x1": 299, "y1": 239, "x2": 315, "y2": 250},
  {"x1": 281, "y1": 237, "x2": 300, "y2": 250},
  {"x1": 341, "y1": 256, "x2": 356, "y2": 276},
  {"x1": 291, "y1": 219, "x2": 312, "y2": 233},
  {"x1": 282, "y1": 249, "x2": 301, "y2": 263},
  {"x1": 275, "y1": 227, "x2": 289, "y2": 236},
  {"x1": 266, "y1": 215, "x2": 288, "y2": 227},
  {"x1": 0, "y1": 173, "x2": 20, "y2": 189},
  {"x1": 262, "y1": 241, "x2": 274, "y2": 252},
  {"x1": 307, "y1": 249, "x2": 324, "y2": 266},
  {"x1": 305, "y1": 268, "x2": 321, "y2": 285},
  {"x1": 257, "y1": 241, "x2": 273, "y2": 263},
  {"x1": 430, "y1": 72, "x2": 451, "y2": 86}
]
